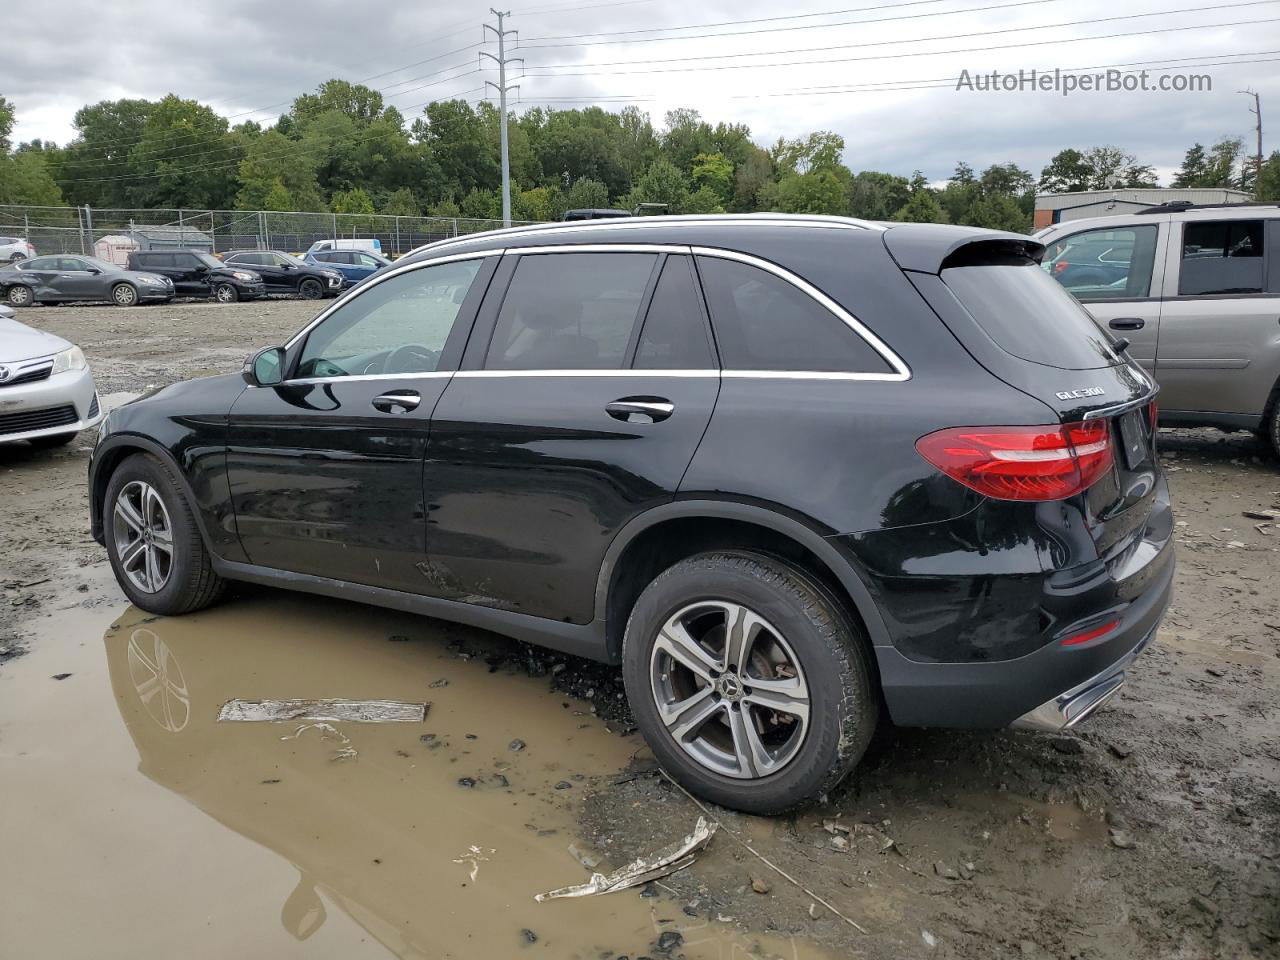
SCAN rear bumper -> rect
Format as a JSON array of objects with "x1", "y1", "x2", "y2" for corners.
[{"x1": 873, "y1": 546, "x2": 1172, "y2": 728}]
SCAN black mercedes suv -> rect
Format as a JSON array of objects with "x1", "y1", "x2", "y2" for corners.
[{"x1": 88, "y1": 215, "x2": 1173, "y2": 813}]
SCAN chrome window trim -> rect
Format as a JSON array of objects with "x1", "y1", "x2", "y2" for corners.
[
  {"x1": 282, "y1": 249, "x2": 504, "y2": 351},
  {"x1": 455, "y1": 369, "x2": 717, "y2": 379},
  {"x1": 689, "y1": 246, "x2": 911, "y2": 382},
  {"x1": 505, "y1": 242, "x2": 686, "y2": 255},
  {"x1": 280, "y1": 371, "x2": 456, "y2": 386},
  {"x1": 721, "y1": 370, "x2": 907, "y2": 382}
]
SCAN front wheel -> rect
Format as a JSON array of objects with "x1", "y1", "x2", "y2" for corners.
[
  {"x1": 622, "y1": 551, "x2": 879, "y2": 815},
  {"x1": 7, "y1": 284, "x2": 33, "y2": 307},
  {"x1": 213, "y1": 282, "x2": 239, "y2": 303},
  {"x1": 112, "y1": 283, "x2": 138, "y2": 306},
  {"x1": 104, "y1": 453, "x2": 225, "y2": 615},
  {"x1": 298, "y1": 278, "x2": 323, "y2": 300}
]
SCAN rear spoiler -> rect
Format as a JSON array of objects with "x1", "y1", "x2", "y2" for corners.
[{"x1": 882, "y1": 224, "x2": 1045, "y2": 274}]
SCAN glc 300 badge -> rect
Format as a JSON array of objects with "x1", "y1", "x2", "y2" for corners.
[{"x1": 1056, "y1": 387, "x2": 1106, "y2": 400}]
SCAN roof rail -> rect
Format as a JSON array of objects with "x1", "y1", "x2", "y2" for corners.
[{"x1": 1134, "y1": 200, "x2": 1279, "y2": 215}]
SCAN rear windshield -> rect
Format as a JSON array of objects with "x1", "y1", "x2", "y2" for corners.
[{"x1": 941, "y1": 261, "x2": 1121, "y2": 370}]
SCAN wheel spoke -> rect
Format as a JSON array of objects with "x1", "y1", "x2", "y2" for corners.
[
  {"x1": 655, "y1": 619, "x2": 719, "y2": 682},
  {"x1": 114, "y1": 497, "x2": 145, "y2": 535},
  {"x1": 119, "y1": 537, "x2": 147, "y2": 571},
  {"x1": 662, "y1": 687, "x2": 721, "y2": 742},
  {"x1": 728, "y1": 705, "x2": 770, "y2": 777},
  {"x1": 721, "y1": 602, "x2": 763, "y2": 675},
  {"x1": 743, "y1": 677, "x2": 810, "y2": 723},
  {"x1": 144, "y1": 546, "x2": 161, "y2": 592}
]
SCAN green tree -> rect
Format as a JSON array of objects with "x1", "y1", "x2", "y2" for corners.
[
  {"x1": 893, "y1": 186, "x2": 949, "y2": 224},
  {"x1": 771, "y1": 131, "x2": 845, "y2": 174},
  {"x1": 950, "y1": 161, "x2": 975, "y2": 185},
  {"x1": 1255, "y1": 150, "x2": 1280, "y2": 200},
  {"x1": 625, "y1": 159, "x2": 689, "y2": 212},
  {"x1": 262, "y1": 178, "x2": 293, "y2": 211},
  {"x1": 1039, "y1": 146, "x2": 1157, "y2": 193},
  {"x1": 126, "y1": 95, "x2": 238, "y2": 208},
  {"x1": 56, "y1": 98, "x2": 155, "y2": 206},
  {"x1": 288, "y1": 80, "x2": 387, "y2": 127},
  {"x1": 962, "y1": 192, "x2": 1028, "y2": 231},
  {"x1": 381, "y1": 187, "x2": 421, "y2": 217},
  {"x1": 1204, "y1": 137, "x2": 1245, "y2": 189},
  {"x1": 732, "y1": 147, "x2": 774, "y2": 212},
  {"x1": 762, "y1": 169, "x2": 846, "y2": 215},
  {"x1": 691, "y1": 152, "x2": 734, "y2": 204},
  {"x1": 847, "y1": 171, "x2": 910, "y2": 220},
  {"x1": 563, "y1": 177, "x2": 610, "y2": 211},
  {"x1": 0, "y1": 96, "x2": 14, "y2": 151},
  {"x1": 1172, "y1": 143, "x2": 1209, "y2": 187},
  {"x1": 0, "y1": 151, "x2": 64, "y2": 205},
  {"x1": 236, "y1": 129, "x2": 325, "y2": 211},
  {"x1": 661, "y1": 108, "x2": 714, "y2": 172},
  {"x1": 332, "y1": 187, "x2": 374, "y2": 214},
  {"x1": 413, "y1": 100, "x2": 499, "y2": 197}
]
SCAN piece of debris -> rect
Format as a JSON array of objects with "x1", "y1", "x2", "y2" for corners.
[
  {"x1": 1108, "y1": 828, "x2": 1138, "y2": 849},
  {"x1": 429, "y1": 678, "x2": 449, "y2": 688},
  {"x1": 554, "y1": 781, "x2": 572, "y2": 790},
  {"x1": 568, "y1": 843, "x2": 602, "y2": 869},
  {"x1": 751, "y1": 874, "x2": 772, "y2": 894},
  {"x1": 519, "y1": 928, "x2": 538, "y2": 944},
  {"x1": 1242, "y1": 509, "x2": 1280, "y2": 521},
  {"x1": 1107, "y1": 743, "x2": 1133, "y2": 759},
  {"x1": 933, "y1": 861, "x2": 961, "y2": 881},
  {"x1": 278, "y1": 722, "x2": 358, "y2": 761},
  {"x1": 534, "y1": 817, "x2": 717, "y2": 901},
  {"x1": 457, "y1": 777, "x2": 476, "y2": 788},
  {"x1": 509, "y1": 739, "x2": 526, "y2": 752},
  {"x1": 452, "y1": 844, "x2": 494, "y2": 882},
  {"x1": 1206, "y1": 667, "x2": 1225, "y2": 678},
  {"x1": 656, "y1": 931, "x2": 683, "y2": 953},
  {"x1": 1189, "y1": 894, "x2": 1219, "y2": 916},
  {"x1": 260, "y1": 778, "x2": 281, "y2": 785},
  {"x1": 1048, "y1": 735, "x2": 1084, "y2": 755},
  {"x1": 51, "y1": 673, "x2": 71, "y2": 681},
  {"x1": 922, "y1": 930, "x2": 938, "y2": 948},
  {"x1": 218, "y1": 698, "x2": 427, "y2": 723},
  {"x1": 830, "y1": 835, "x2": 850, "y2": 852},
  {"x1": 822, "y1": 819, "x2": 852, "y2": 835}
]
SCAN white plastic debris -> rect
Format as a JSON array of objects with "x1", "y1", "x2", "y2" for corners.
[
  {"x1": 534, "y1": 817, "x2": 717, "y2": 901},
  {"x1": 217, "y1": 698, "x2": 426, "y2": 723}
]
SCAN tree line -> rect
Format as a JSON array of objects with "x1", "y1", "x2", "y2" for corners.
[{"x1": 2, "y1": 81, "x2": 1279, "y2": 229}]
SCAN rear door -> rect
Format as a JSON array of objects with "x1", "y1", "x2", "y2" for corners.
[
  {"x1": 421, "y1": 247, "x2": 720, "y2": 624},
  {"x1": 225, "y1": 255, "x2": 496, "y2": 591},
  {"x1": 1041, "y1": 220, "x2": 1166, "y2": 375},
  {"x1": 16, "y1": 257, "x2": 62, "y2": 299},
  {"x1": 170, "y1": 252, "x2": 207, "y2": 295},
  {"x1": 1155, "y1": 217, "x2": 1280, "y2": 418}
]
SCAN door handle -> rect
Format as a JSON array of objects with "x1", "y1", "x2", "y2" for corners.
[
  {"x1": 605, "y1": 397, "x2": 674, "y2": 423},
  {"x1": 1109, "y1": 317, "x2": 1145, "y2": 330},
  {"x1": 372, "y1": 390, "x2": 421, "y2": 413}
]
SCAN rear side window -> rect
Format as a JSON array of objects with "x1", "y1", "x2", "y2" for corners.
[
  {"x1": 486, "y1": 253, "x2": 657, "y2": 370},
  {"x1": 942, "y1": 261, "x2": 1121, "y2": 370},
  {"x1": 634, "y1": 256, "x2": 715, "y2": 370},
  {"x1": 696, "y1": 256, "x2": 891, "y2": 373},
  {"x1": 1042, "y1": 224, "x2": 1158, "y2": 300},
  {"x1": 143, "y1": 253, "x2": 175, "y2": 268},
  {"x1": 1179, "y1": 220, "x2": 1266, "y2": 295}
]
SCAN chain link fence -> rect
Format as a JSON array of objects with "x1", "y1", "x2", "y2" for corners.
[{"x1": 0, "y1": 205, "x2": 541, "y2": 261}]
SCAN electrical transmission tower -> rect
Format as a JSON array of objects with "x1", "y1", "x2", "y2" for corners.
[{"x1": 483, "y1": 9, "x2": 523, "y2": 227}]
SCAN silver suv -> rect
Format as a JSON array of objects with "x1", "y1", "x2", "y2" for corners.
[{"x1": 1037, "y1": 203, "x2": 1280, "y2": 456}]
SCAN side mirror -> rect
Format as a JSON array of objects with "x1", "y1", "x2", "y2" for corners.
[
  {"x1": 281, "y1": 262, "x2": 294, "y2": 270},
  {"x1": 243, "y1": 346, "x2": 285, "y2": 386},
  {"x1": 86, "y1": 267, "x2": 101, "y2": 275}
]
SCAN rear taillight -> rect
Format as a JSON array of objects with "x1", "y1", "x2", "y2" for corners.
[
  {"x1": 1148, "y1": 401, "x2": 1158, "y2": 430},
  {"x1": 915, "y1": 420, "x2": 1114, "y2": 502},
  {"x1": 1053, "y1": 261, "x2": 1068, "y2": 275}
]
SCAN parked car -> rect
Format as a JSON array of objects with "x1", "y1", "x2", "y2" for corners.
[
  {"x1": 0, "y1": 237, "x2": 36, "y2": 263},
  {"x1": 1042, "y1": 235, "x2": 1135, "y2": 289},
  {"x1": 304, "y1": 248, "x2": 392, "y2": 288},
  {"x1": 220, "y1": 251, "x2": 343, "y2": 299},
  {"x1": 1038, "y1": 202, "x2": 1280, "y2": 456},
  {"x1": 305, "y1": 238, "x2": 383, "y2": 256},
  {"x1": 126, "y1": 249, "x2": 265, "y2": 303},
  {"x1": 88, "y1": 215, "x2": 1171, "y2": 814},
  {"x1": 562, "y1": 208, "x2": 632, "y2": 221},
  {"x1": 1, "y1": 255, "x2": 174, "y2": 307},
  {"x1": 1, "y1": 301, "x2": 104, "y2": 446}
]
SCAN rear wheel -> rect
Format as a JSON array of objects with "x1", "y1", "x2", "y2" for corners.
[
  {"x1": 7, "y1": 284, "x2": 33, "y2": 307},
  {"x1": 298, "y1": 277, "x2": 323, "y2": 300},
  {"x1": 112, "y1": 283, "x2": 138, "y2": 307},
  {"x1": 1262, "y1": 397, "x2": 1280, "y2": 460},
  {"x1": 213, "y1": 282, "x2": 239, "y2": 303},
  {"x1": 104, "y1": 454, "x2": 225, "y2": 615},
  {"x1": 622, "y1": 551, "x2": 878, "y2": 814}
]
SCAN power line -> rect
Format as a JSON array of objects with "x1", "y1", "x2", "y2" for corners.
[
  {"x1": 520, "y1": 0, "x2": 1073, "y2": 48},
  {"x1": 522, "y1": 0, "x2": 1280, "y2": 67},
  {"x1": 521, "y1": 14, "x2": 1280, "y2": 77}
]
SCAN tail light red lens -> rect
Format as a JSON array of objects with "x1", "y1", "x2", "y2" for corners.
[
  {"x1": 1062, "y1": 619, "x2": 1120, "y2": 647},
  {"x1": 915, "y1": 419, "x2": 1114, "y2": 501},
  {"x1": 1148, "y1": 401, "x2": 1158, "y2": 430},
  {"x1": 1053, "y1": 261, "x2": 1069, "y2": 275}
]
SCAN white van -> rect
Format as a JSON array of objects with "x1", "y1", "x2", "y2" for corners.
[{"x1": 306, "y1": 238, "x2": 383, "y2": 256}]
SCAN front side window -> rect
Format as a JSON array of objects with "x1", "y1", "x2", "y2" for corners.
[
  {"x1": 1042, "y1": 224, "x2": 1158, "y2": 300},
  {"x1": 696, "y1": 256, "x2": 891, "y2": 373},
  {"x1": 485, "y1": 252, "x2": 657, "y2": 370},
  {"x1": 1179, "y1": 220, "x2": 1266, "y2": 295},
  {"x1": 296, "y1": 259, "x2": 483, "y2": 379}
]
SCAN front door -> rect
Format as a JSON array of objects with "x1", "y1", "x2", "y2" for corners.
[
  {"x1": 1042, "y1": 221, "x2": 1166, "y2": 375},
  {"x1": 225, "y1": 255, "x2": 495, "y2": 591},
  {"x1": 1155, "y1": 218, "x2": 1280, "y2": 417},
  {"x1": 57, "y1": 257, "x2": 110, "y2": 300},
  {"x1": 423, "y1": 249, "x2": 720, "y2": 624}
]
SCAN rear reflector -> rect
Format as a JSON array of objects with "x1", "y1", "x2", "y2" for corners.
[
  {"x1": 1061, "y1": 619, "x2": 1120, "y2": 647},
  {"x1": 915, "y1": 419, "x2": 1114, "y2": 501}
]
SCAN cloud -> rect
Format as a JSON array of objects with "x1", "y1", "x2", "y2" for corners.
[{"x1": 4, "y1": 0, "x2": 1276, "y2": 180}]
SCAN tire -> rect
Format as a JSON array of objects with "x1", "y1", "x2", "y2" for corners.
[
  {"x1": 213, "y1": 282, "x2": 239, "y2": 303},
  {"x1": 9, "y1": 253, "x2": 26, "y2": 263},
  {"x1": 298, "y1": 277, "x2": 323, "y2": 300},
  {"x1": 1262, "y1": 394, "x2": 1280, "y2": 460},
  {"x1": 6, "y1": 284, "x2": 33, "y2": 307},
  {"x1": 112, "y1": 283, "x2": 138, "y2": 307},
  {"x1": 103, "y1": 453, "x2": 225, "y2": 615},
  {"x1": 28, "y1": 432, "x2": 78, "y2": 449},
  {"x1": 622, "y1": 550, "x2": 879, "y2": 814}
]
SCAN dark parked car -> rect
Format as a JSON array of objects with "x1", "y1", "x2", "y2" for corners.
[
  {"x1": 88, "y1": 215, "x2": 1172, "y2": 813},
  {"x1": 220, "y1": 250, "x2": 343, "y2": 299},
  {"x1": 2, "y1": 254, "x2": 173, "y2": 307},
  {"x1": 303, "y1": 248, "x2": 392, "y2": 288},
  {"x1": 127, "y1": 250, "x2": 265, "y2": 303}
]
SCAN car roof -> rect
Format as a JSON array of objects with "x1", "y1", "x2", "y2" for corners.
[
  {"x1": 1043, "y1": 203, "x2": 1280, "y2": 235},
  {"x1": 397, "y1": 214, "x2": 1038, "y2": 274}
]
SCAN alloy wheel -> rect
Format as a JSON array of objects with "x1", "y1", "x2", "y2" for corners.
[
  {"x1": 112, "y1": 480, "x2": 174, "y2": 594},
  {"x1": 113, "y1": 284, "x2": 137, "y2": 306},
  {"x1": 649, "y1": 600, "x2": 810, "y2": 779},
  {"x1": 8, "y1": 285, "x2": 31, "y2": 306},
  {"x1": 215, "y1": 284, "x2": 235, "y2": 303}
]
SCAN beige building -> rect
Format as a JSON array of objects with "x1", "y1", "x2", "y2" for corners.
[{"x1": 1033, "y1": 187, "x2": 1251, "y2": 230}]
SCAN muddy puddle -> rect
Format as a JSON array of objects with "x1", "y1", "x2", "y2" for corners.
[{"x1": 0, "y1": 593, "x2": 834, "y2": 960}]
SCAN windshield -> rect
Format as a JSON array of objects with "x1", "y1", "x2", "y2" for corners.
[
  {"x1": 196, "y1": 253, "x2": 223, "y2": 269},
  {"x1": 279, "y1": 253, "x2": 307, "y2": 267},
  {"x1": 941, "y1": 260, "x2": 1122, "y2": 370}
]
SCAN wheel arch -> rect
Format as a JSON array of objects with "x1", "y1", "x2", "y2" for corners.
[
  {"x1": 90, "y1": 435, "x2": 213, "y2": 547},
  {"x1": 595, "y1": 500, "x2": 890, "y2": 662}
]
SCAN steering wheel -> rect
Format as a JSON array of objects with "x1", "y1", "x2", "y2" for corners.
[{"x1": 383, "y1": 343, "x2": 439, "y2": 375}]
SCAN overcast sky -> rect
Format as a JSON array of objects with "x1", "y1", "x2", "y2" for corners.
[{"x1": 4, "y1": 0, "x2": 1277, "y2": 182}]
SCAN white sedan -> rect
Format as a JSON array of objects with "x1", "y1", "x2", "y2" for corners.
[{"x1": 0, "y1": 303, "x2": 104, "y2": 447}]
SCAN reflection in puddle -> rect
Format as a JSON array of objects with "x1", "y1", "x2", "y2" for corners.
[{"x1": 2, "y1": 594, "x2": 833, "y2": 959}]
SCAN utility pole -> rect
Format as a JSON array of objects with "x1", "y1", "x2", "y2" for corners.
[
  {"x1": 482, "y1": 9, "x2": 522, "y2": 227},
  {"x1": 1239, "y1": 89, "x2": 1262, "y2": 196}
]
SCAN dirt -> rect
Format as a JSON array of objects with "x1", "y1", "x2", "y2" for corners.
[{"x1": 2, "y1": 299, "x2": 1278, "y2": 959}]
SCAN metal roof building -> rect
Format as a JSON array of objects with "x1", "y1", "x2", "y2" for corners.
[
  {"x1": 1033, "y1": 187, "x2": 1251, "y2": 229},
  {"x1": 127, "y1": 224, "x2": 214, "y2": 252}
]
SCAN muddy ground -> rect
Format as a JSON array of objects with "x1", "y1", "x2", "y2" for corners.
[{"x1": 1, "y1": 298, "x2": 1277, "y2": 959}]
